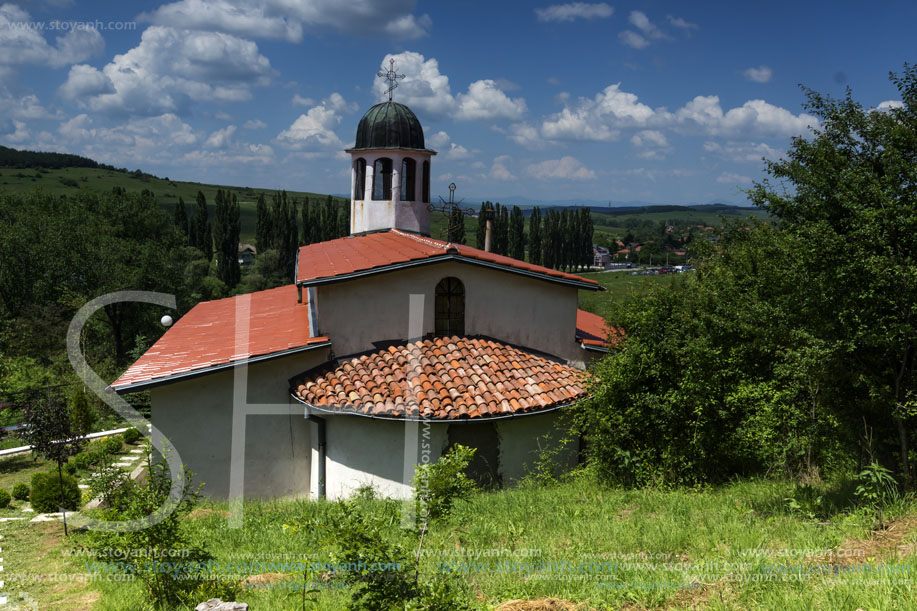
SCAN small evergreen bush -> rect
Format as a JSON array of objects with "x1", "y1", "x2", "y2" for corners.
[
  {"x1": 0, "y1": 488, "x2": 10, "y2": 508},
  {"x1": 30, "y1": 471, "x2": 81, "y2": 512},
  {"x1": 123, "y1": 427, "x2": 142, "y2": 444},
  {"x1": 12, "y1": 482, "x2": 29, "y2": 501},
  {"x1": 103, "y1": 435, "x2": 123, "y2": 455}
]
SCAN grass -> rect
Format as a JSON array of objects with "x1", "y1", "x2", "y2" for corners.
[
  {"x1": 2, "y1": 471, "x2": 911, "y2": 609},
  {"x1": 578, "y1": 271, "x2": 683, "y2": 318},
  {"x1": 0, "y1": 166, "x2": 345, "y2": 243}
]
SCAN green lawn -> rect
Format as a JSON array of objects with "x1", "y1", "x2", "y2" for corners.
[
  {"x1": 7, "y1": 472, "x2": 904, "y2": 609},
  {"x1": 578, "y1": 271, "x2": 684, "y2": 319}
]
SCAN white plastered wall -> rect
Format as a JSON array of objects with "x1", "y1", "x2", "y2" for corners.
[
  {"x1": 314, "y1": 261, "x2": 582, "y2": 361},
  {"x1": 150, "y1": 347, "x2": 330, "y2": 499},
  {"x1": 350, "y1": 149, "x2": 432, "y2": 235}
]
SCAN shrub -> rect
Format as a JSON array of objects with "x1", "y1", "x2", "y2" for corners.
[
  {"x1": 413, "y1": 444, "x2": 477, "y2": 523},
  {"x1": 87, "y1": 463, "x2": 135, "y2": 511},
  {"x1": 103, "y1": 435, "x2": 123, "y2": 455},
  {"x1": 30, "y1": 471, "x2": 81, "y2": 512},
  {"x1": 0, "y1": 488, "x2": 10, "y2": 508},
  {"x1": 123, "y1": 427, "x2": 142, "y2": 444},
  {"x1": 63, "y1": 461, "x2": 78, "y2": 475},
  {"x1": 72, "y1": 452, "x2": 93, "y2": 470},
  {"x1": 12, "y1": 482, "x2": 29, "y2": 501}
]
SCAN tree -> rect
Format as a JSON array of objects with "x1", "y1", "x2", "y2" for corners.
[
  {"x1": 190, "y1": 190, "x2": 211, "y2": 260},
  {"x1": 476, "y1": 202, "x2": 490, "y2": 250},
  {"x1": 255, "y1": 193, "x2": 272, "y2": 252},
  {"x1": 173, "y1": 197, "x2": 188, "y2": 239},
  {"x1": 212, "y1": 189, "x2": 241, "y2": 288},
  {"x1": 529, "y1": 207, "x2": 542, "y2": 266},
  {"x1": 69, "y1": 387, "x2": 95, "y2": 437},
  {"x1": 509, "y1": 206, "x2": 525, "y2": 260},
  {"x1": 750, "y1": 64, "x2": 917, "y2": 487},
  {"x1": 20, "y1": 390, "x2": 86, "y2": 535},
  {"x1": 447, "y1": 205, "x2": 466, "y2": 244}
]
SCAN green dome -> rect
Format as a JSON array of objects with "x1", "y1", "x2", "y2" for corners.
[{"x1": 351, "y1": 101, "x2": 426, "y2": 151}]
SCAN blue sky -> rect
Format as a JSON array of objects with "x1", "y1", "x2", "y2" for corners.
[{"x1": 1, "y1": 1, "x2": 913, "y2": 205}]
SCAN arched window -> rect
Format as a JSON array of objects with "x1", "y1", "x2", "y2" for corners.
[
  {"x1": 434, "y1": 277, "x2": 465, "y2": 336},
  {"x1": 353, "y1": 158, "x2": 366, "y2": 200},
  {"x1": 401, "y1": 158, "x2": 416, "y2": 201},
  {"x1": 422, "y1": 160, "x2": 430, "y2": 203},
  {"x1": 372, "y1": 157, "x2": 392, "y2": 200}
]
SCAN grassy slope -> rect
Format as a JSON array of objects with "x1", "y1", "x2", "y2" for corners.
[
  {"x1": 35, "y1": 473, "x2": 916, "y2": 610},
  {"x1": 0, "y1": 166, "x2": 345, "y2": 243},
  {"x1": 578, "y1": 271, "x2": 683, "y2": 319}
]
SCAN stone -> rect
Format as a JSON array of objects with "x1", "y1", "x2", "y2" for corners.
[{"x1": 194, "y1": 599, "x2": 249, "y2": 611}]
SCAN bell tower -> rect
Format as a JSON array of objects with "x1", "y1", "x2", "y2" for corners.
[{"x1": 345, "y1": 60, "x2": 436, "y2": 235}]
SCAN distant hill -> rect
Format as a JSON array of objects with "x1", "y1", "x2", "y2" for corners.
[{"x1": 0, "y1": 145, "x2": 123, "y2": 171}]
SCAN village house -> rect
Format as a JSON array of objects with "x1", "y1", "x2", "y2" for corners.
[{"x1": 111, "y1": 98, "x2": 611, "y2": 501}]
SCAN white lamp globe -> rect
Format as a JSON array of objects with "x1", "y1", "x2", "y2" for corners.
[{"x1": 160, "y1": 315, "x2": 173, "y2": 327}]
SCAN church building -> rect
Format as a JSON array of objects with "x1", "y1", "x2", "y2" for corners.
[{"x1": 111, "y1": 92, "x2": 611, "y2": 501}]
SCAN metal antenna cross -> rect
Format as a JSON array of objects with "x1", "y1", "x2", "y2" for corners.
[{"x1": 377, "y1": 58, "x2": 406, "y2": 102}]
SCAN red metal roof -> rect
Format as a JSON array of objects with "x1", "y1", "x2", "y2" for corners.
[
  {"x1": 111, "y1": 285, "x2": 328, "y2": 391},
  {"x1": 296, "y1": 229, "x2": 600, "y2": 288},
  {"x1": 576, "y1": 309, "x2": 618, "y2": 348},
  {"x1": 292, "y1": 336, "x2": 588, "y2": 420}
]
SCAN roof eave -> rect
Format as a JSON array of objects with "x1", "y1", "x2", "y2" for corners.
[
  {"x1": 110, "y1": 340, "x2": 332, "y2": 394},
  {"x1": 291, "y1": 393, "x2": 586, "y2": 422},
  {"x1": 296, "y1": 254, "x2": 601, "y2": 291},
  {"x1": 344, "y1": 147, "x2": 438, "y2": 155}
]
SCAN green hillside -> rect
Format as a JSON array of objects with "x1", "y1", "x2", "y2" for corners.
[{"x1": 0, "y1": 165, "x2": 346, "y2": 243}]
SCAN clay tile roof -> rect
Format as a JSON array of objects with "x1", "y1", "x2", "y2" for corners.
[
  {"x1": 295, "y1": 229, "x2": 600, "y2": 289},
  {"x1": 576, "y1": 309, "x2": 621, "y2": 349},
  {"x1": 112, "y1": 285, "x2": 329, "y2": 391},
  {"x1": 291, "y1": 337, "x2": 588, "y2": 420}
]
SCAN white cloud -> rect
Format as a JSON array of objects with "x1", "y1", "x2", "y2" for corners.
[
  {"x1": 618, "y1": 30, "x2": 648, "y2": 49},
  {"x1": 55, "y1": 113, "x2": 199, "y2": 166},
  {"x1": 716, "y1": 172, "x2": 753, "y2": 185},
  {"x1": 372, "y1": 52, "x2": 527, "y2": 122},
  {"x1": 631, "y1": 129, "x2": 671, "y2": 159},
  {"x1": 3, "y1": 120, "x2": 31, "y2": 144},
  {"x1": 536, "y1": 82, "x2": 817, "y2": 142},
  {"x1": 373, "y1": 51, "x2": 454, "y2": 116},
  {"x1": 428, "y1": 130, "x2": 450, "y2": 148},
  {"x1": 58, "y1": 26, "x2": 273, "y2": 116},
  {"x1": 667, "y1": 15, "x2": 698, "y2": 30},
  {"x1": 140, "y1": 0, "x2": 303, "y2": 42},
  {"x1": 743, "y1": 66, "x2": 773, "y2": 83},
  {"x1": 503, "y1": 122, "x2": 545, "y2": 148},
  {"x1": 292, "y1": 94, "x2": 315, "y2": 107},
  {"x1": 455, "y1": 79, "x2": 527, "y2": 121},
  {"x1": 276, "y1": 104, "x2": 343, "y2": 150},
  {"x1": 0, "y1": 4, "x2": 104, "y2": 67},
  {"x1": 205, "y1": 124, "x2": 236, "y2": 148},
  {"x1": 142, "y1": 0, "x2": 431, "y2": 40},
  {"x1": 535, "y1": 3, "x2": 613, "y2": 22},
  {"x1": 629, "y1": 11, "x2": 666, "y2": 39},
  {"x1": 876, "y1": 100, "x2": 904, "y2": 112},
  {"x1": 58, "y1": 64, "x2": 115, "y2": 98},
  {"x1": 490, "y1": 155, "x2": 515, "y2": 181},
  {"x1": 443, "y1": 142, "x2": 471, "y2": 160},
  {"x1": 324, "y1": 92, "x2": 358, "y2": 114},
  {"x1": 703, "y1": 140, "x2": 782, "y2": 163},
  {"x1": 243, "y1": 118, "x2": 267, "y2": 129},
  {"x1": 526, "y1": 156, "x2": 596, "y2": 180}
]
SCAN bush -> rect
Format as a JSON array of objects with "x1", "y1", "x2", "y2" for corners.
[
  {"x1": 0, "y1": 488, "x2": 10, "y2": 508},
  {"x1": 63, "y1": 461, "x2": 77, "y2": 475},
  {"x1": 103, "y1": 435, "x2": 122, "y2": 455},
  {"x1": 30, "y1": 471, "x2": 81, "y2": 512},
  {"x1": 12, "y1": 482, "x2": 29, "y2": 501},
  {"x1": 72, "y1": 452, "x2": 93, "y2": 470},
  {"x1": 123, "y1": 427, "x2": 142, "y2": 444},
  {"x1": 413, "y1": 444, "x2": 477, "y2": 522}
]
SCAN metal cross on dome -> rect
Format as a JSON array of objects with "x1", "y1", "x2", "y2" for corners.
[{"x1": 378, "y1": 58, "x2": 406, "y2": 102}]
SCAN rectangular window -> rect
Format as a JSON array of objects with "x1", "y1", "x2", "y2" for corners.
[
  {"x1": 401, "y1": 158, "x2": 416, "y2": 201},
  {"x1": 373, "y1": 158, "x2": 392, "y2": 200}
]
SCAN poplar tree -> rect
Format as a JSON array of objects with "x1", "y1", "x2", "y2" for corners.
[
  {"x1": 509, "y1": 206, "x2": 525, "y2": 261},
  {"x1": 529, "y1": 207, "x2": 542, "y2": 266},
  {"x1": 447, "y1": 205, "x2": 466, "y2": 244},
  {"x1": 213, "y1": 189, "x2": 241, "y2": 288},
  {"x1": 255, "y1": 193, "x2": 272, "y2": 252},
  {"x1": 173, "y1": 197, "x2": 188, "y2": 239}
]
